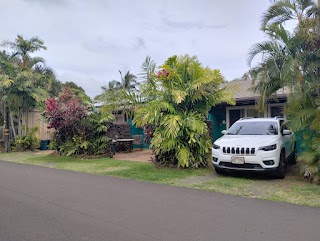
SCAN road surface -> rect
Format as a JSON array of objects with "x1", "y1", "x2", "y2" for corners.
[{"x1": 0, "y1": 161, "x2": 319, "y2": 241}]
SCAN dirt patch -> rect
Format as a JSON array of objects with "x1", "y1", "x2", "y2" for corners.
[
  {"x1": 41, "y1": 162, "x2": 55, "y2": 168},
  {"x1": 175, "y1": 172, "x2": 217, "y2": 186},
  {"x1": 113, "y1": 149, "x2": 154, "y2": 163},
  {"x1": 36, "y1": 150, "x2": 55, "y2": 155}
]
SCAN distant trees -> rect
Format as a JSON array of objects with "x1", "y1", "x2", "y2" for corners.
[
  {"x1": 0, "y1": 35, "x2": 61, "y2": 141},
  {"x1": 0, "y1": 35, "x2": 94, "y2": 153}
]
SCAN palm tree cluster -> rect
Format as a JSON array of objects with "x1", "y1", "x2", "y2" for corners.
[
  {"x1": 95, "y1": 56, "x2": 158, "y2": 118},
  {"x1": 132, "y1": 55, "x2": 233, "y2": 167},
  {"x1": 248, "y1": 0, "x2": 320, "y2": 182},
  {"x1": 0, "y1": 35, "x2": 62, "y2": 141}
]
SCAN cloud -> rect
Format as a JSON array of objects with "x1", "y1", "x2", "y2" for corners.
[
  {"x1": 22, "y1": 0, "x2": 71, "y2": 7},
  {"x1": 134, "y1": 37, "x2": 147, "y2": 50},
  {"x1": 163, "y1": 17, "x2": 227, "y2": 30},
  {"x1": 2, "y1": 0, "x2": 273, "y2": 98}
]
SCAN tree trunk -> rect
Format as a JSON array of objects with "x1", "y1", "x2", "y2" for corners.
[
  {"x1": 8, "y1": 106, "x2": 17, "y2": 141},
  {"x1": 317, "y1": 0, "x2": 320, "y2": 96},
  {"x1": 4, "y1": 104, "x2": 10, "y2": 152},
  {"x1": 24, "y1": 110, "x2": 28, "y2": 137},
  {"x1": 18, "y1": 107, "x2": 21, "y2": 137}
]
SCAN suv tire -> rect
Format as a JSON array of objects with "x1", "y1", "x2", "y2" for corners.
[
  {"x1": 214, "y1": 167, "x2": 226, "y2": 175},
  {"x1": 289, "y1": 143, "x2": 297, "y2": 165},
  {"x1": 275, "y1": 151, "x2": 286, "y2": 179}
]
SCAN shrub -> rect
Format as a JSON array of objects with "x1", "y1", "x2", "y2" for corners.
[
  {"x1": 43, "y1": 87, "x2": 113, "y2": 156},
  {"x1": 12, "y1": 127, "x2": 40, "y2": 151}
]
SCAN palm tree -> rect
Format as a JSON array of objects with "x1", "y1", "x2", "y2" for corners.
[
  {"x1": 262, "y1": 0, "x2": 317, "y2": 27},
  {"x1": 249, "y1": 0, "x2": 320, "y2": 182},
  {"x1": 248, "y1": 24, "x2": 304, "y2": 110},
  {"x1": 249, "y1": 0, "x2": 319, "y2": 108},
  {"x1": 110, "y1": 70, "x2": 138, "y2": 92},
  {"x1": 2, "y1": 35, "x2": 47, "y2": 69},
  {"x1": 139, "y1": 56, "x2": 156, "y2": 84}
]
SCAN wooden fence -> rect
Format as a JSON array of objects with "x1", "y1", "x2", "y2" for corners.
[
  {"x1": 27, "y1": 110, "x2": 53, "y2": 140},
  {"x1": 0, "y1": 110, "x2": 53, "y2": 141}
]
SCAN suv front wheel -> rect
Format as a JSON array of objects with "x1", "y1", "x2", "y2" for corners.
[{"x1": 214, "y1": 167, "x2": 226, "y2": 175}]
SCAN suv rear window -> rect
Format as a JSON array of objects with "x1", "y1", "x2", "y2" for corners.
[{"x1": 227, "y1": 121, "x2": 278, "y2": 135}]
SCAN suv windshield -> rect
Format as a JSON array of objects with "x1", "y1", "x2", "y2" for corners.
[{"x1": 227, "y1": 121, "x2": 278, "y2": 135}]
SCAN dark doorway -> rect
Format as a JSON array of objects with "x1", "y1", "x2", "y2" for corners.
[{"x1": 229, "y1": 109, "x2": 242, "y2": 127}]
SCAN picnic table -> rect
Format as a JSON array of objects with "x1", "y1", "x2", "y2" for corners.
[{"x1": 111, "y1": 138, "x2": 135, "y2": 154}]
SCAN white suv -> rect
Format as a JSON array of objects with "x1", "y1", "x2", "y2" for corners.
[{"x1": 212, "y1": 117, "x2": 296, "y2": 178}]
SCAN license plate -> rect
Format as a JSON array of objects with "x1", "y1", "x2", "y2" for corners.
[{"x1": 231, "y1": 157, "x2": 245, "y2": 164}]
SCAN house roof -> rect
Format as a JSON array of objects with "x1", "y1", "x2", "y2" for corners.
[{"x1": 221, "y1": 79, "x2": 289, "y2": 101}]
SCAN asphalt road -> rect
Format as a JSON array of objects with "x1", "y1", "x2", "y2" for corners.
[{"x1": 0, "y1": 161, "x2": 319, "y2": 241}]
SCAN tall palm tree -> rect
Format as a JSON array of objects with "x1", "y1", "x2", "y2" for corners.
[
  {"x1": 2, "y1": 35, "x2": 47, "y2": 71},
  {"x1": 139, "y1": 56, "x2": 156, "y2": 84},
  {"x1": 248, "y1": 24, "x2": 304, "y2": 110},
  {"x1": 110, "y1": 70, "x2": 138, "y2": 92},
  {"x1": 262, "y1": 0, "x2": 317, "y2": 28}
]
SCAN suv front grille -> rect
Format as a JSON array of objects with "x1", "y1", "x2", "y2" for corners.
[
  {"x1": 222, "y1": 147, "x2": 256, "y2": 155},
  {"x1": 219, "y1": 162, "x2": 262, "y2": 169}
]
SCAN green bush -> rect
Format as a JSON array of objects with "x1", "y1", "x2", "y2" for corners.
[{"x1": 12, "y1": 127, "x2": 40, "y2": 151}]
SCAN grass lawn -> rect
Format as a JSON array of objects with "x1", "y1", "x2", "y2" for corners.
[{"x1": 0, "y1": 151, "x2": 319, "y2": 207}]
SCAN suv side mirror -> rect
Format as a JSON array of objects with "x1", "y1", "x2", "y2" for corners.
[
  {"x1": 221, "y1": 130, "x2": 227, "y2": 135},
  {"x1": 282, "y1": 129, "x2": 292, "y2": 135}
]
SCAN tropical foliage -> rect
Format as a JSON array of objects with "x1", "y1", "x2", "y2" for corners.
[
  {"x1": 0, "y1": 35, "x2": 62, "y2": 143},
  {"x1": 133, "y1": 55, "x2": 233, "y2": 168},
  {"x1": 248, "y1": 0, "x2": 320, "y2": 182},
  {"x1": 13, "y1": 127, "x2": 40, "y2": 151},
  {"x1": 43, "y1": 87, "x2": 113, "y2": 156}
]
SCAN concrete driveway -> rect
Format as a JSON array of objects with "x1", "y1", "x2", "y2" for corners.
[{"x1": 0, "y1": 160, "x2": 319, "y2": 241}]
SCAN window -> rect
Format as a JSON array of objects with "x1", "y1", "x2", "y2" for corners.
[
  {"x1": 227, "y1": 106, "x2": 264, "y2": 128},
  {"x1": 270, "y1": 106, "x2": 284, "y2": 117},
  {"x1": 114, "y1": 113, "x2": 125, "y2": 123},
  {"x1": 247, "y1": 108, "x2": 262, "y2": 118}
]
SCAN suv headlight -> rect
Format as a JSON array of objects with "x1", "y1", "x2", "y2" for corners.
[
  {"x1": 213, "y1": 144, "x2": 220, "y2": 149},
  {"x1": 258, "y1": 144, "x2": 277, "y2": 151}
]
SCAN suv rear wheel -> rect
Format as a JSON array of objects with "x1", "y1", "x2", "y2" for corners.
[
  {"x1": 289, "y1": 143, "x2": 297, "y2": 165},
  {"x1": 275, "y1": 151, "x2": 286, "y2": 179}
]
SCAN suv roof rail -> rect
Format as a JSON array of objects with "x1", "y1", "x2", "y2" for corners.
[
  {"x1": 274, "y1": 116, "x2": 283, "y2": 119},
  {"x1": 239, "y1": 117, "x2": 254, "y2": 120}
]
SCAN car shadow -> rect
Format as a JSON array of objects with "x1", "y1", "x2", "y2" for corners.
[{"x1": 221, "y1": 163, "x2": 301, "y2": 180}]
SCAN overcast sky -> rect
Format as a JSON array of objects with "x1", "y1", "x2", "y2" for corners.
[{"x1": 1, "y1": 0, "x2": 272, "y2": 97}]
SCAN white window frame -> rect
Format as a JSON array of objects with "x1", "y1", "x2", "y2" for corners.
[{"x1": 226, "y1": 105, "x2": 267, "y2": 128}]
